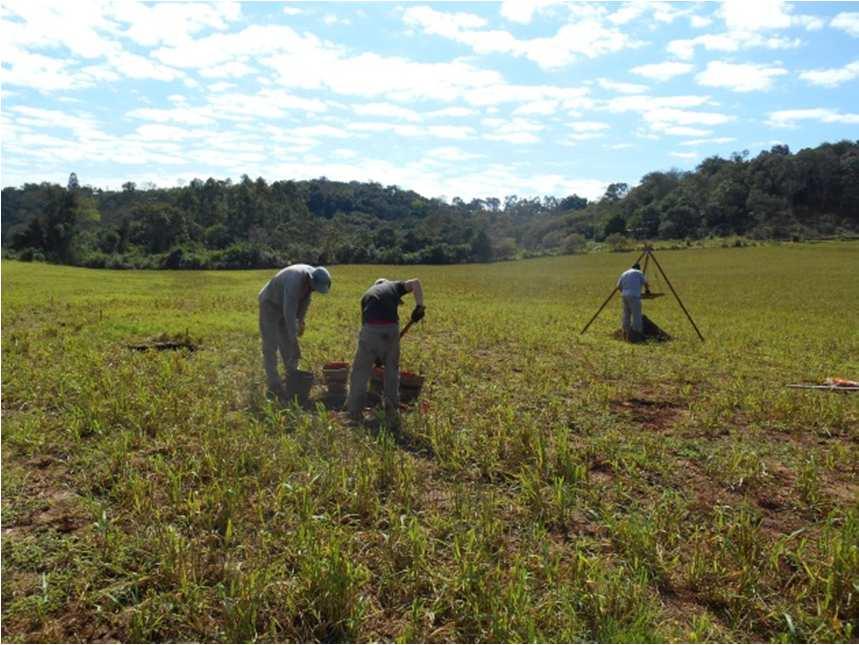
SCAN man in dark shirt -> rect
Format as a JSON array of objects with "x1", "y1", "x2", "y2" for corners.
[{"x1": 346, "y1": 278, "x2": 424, "y2": 425}]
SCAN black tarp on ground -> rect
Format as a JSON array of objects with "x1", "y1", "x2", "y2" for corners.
[{"x1": 614, "y1": 315, "x2": 672, "y2": 343}]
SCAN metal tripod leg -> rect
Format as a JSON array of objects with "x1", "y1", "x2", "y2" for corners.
[{"x1": 647, "y1": 251, "x2": 705, "y2": 342}]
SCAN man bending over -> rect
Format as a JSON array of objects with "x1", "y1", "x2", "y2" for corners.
[{"x1": 346, "y1": 278, "x2": 424, "y2": 425}]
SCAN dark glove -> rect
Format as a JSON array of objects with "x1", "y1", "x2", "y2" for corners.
[{"x1": 410, "y1": 305, "x2": 425, "y2": 323}]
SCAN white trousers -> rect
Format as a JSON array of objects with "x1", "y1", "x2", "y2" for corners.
[
  {"x1": 259, "y1": 300, "x2": 301, "y2": 390},
  {"x1": 346, "y1": 324, "x2": 400, "y2": 416},
  {"x1": 621, "y1": 295, "x2": 643, "y2": 334}
]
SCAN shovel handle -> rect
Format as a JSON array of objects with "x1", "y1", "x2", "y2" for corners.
[{"x1": 400, "y1": 320, "x2": 414, "y2": 338}]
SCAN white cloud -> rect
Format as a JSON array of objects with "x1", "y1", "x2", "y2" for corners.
[
  {"x1": 3, "y1": 45, "x2": 184, "y2": 92},
  {"x1": 127, "y1": 106, "x2": 218, "y2": 126},
  {"x1": 426, "y1": 125, "x2": 475, "y2": 140},
  {"x1": 113, "y1": 2, "x2": 242, "y2": 47},
  {"x1": 719, "y1": 0, "x2": 822, "y2": 32},
  {"x1": 264, "y1": 49, "x2": 507, "y2": 103},
  {"x1": 483, "y1": 117, "x2": 544, "y2": 144},
  {"x1": 568, "y1": 121, "x2": 610, "y2": 133},
  {"x1": 149, "y1": 18, "x2": 594, "y2": 109},
  {"x1": 0, "y1": 2, "x2": 214, "y2": 90},
  {"x1": 322, "y1": 13, "x2": 351, "y2": 26},
  {"x1": 9, "y1": 106, "x2": 101, "y2": 136},
  {"x1": 630, "y1": 61, "x2": 694, "y2": 81},
  {"x1": 208, "y1": 90, "x2": 328, "y2": 119},
  {"x1": 153, "y1": 24, "x2": 314, "y2": 68},
  {"x1": 799, "y1": 60, "x2": 859, "y2": 87},
  {"x1": 797, "y1": 15, "x2": 824, "y2": 30},
  {"x1": 690, "y1": 15, "x2": 713, "y2": 29},
  {"x1": 353, "y1": 102, "x2": 422, "y2": 122},
  {"x1": 209, "y1": 81, "x2": 236, "y2": 93},
  {"x1": 606, "y1": 94, "x2": 714, "y2": 113},
  {"x1": 303, "y1": 121, "x2": 476, "y2": 141},
  {"x1": 563, "y1": 122, "x2": 610, "y2": 145},
  {"x1": 403, "y1": 6, "x2": 487, "y2": 34},
  {"x1": 292, "y1": 124, "x2": 351, "y2": 139},
  {"x1": 670, "y1": 151, "x2": 699, "y2": 159},
  {"x1": 132, "y1": 124, "x2": 206, "y2": 141},
  {"x1": 1, "y1": 50, "x2": 82, "y2": 91},
  {"x1": 696, "y1": 61, "x2": 788, "y2": 92},
  {"x1": 679, "y1": 137, "x2": 736, "y2": 146},
  {"x1": 608, "y1": 2, "x2": 690, "y2": 25},
  {"x1": 512, "y1": 100, "x2": 558, "y2": 115},
  {"x1": 426, "y1": 107, "x2": 478, "y2": 118},
  {"x1": 464, "y1": 84, "x2": 591, "y2": 108},
  {"x1": 608, "y1": 3, "x2": 648, "y2": 25},
  {"x1": 130, "y1": 93, "x2": 320, "y2": 137},
  {"x1": 608, "y1": 143, "x2": 634, "y2": 150},
  {"x1": 597, "y1": 78, "x2": 648, "y2": 94},
  {"x1": 668, "y1": 32, "x2": 801, "y2": 60},
  {"x1": 425, "y1": 146, "x2": 483, "y2": 162},
  {"x1": 604, "y1": 97, "x2": 732, "y2": 137},
  {"x1": 200, "y1": 61, "x2": 257, "y2": 79},
  {"x1": 650, "y1": 2, "x2": 693, "y2": 24},
  {"x1": 3, "y1": 1, "x2": 120, "y2": 59},
  {"x1": 100, "y1": 52, "x2": 185, "y2": 81},
  {"x1": 603, "y1": 96, "x2": 723, "y2": 139},
  {"x1": 660, "y1": 126, "x2": 712, "y2": 137},
  {"x1": 404, "y1": 5, "x2": 643, "y2": 70},
  {"x1": 831, "y1": 12, "x2": 859, "y2": 37},
  {"x1": 665, "y1": 0, "x2": 819, "y2": 60},
  {"x1": 766, "y1": 108, "x2": 859, "y2": 128},
  {"x1": 499, "y1": 0, "x2": 566, "y2": 25},
  {"x1": 283, "y1": 6, "x2": 302, "y2": 16},
  {"x1": 489, "y1": 133, "x2": 538, "y2": 144},
  {"x1": 721, "y1": 0, "x2": 791, "y2": 31}
]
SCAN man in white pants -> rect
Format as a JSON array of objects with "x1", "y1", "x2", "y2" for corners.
[
  {"x1": 258, "y1": 264, "x2": 331, "y2": 397},
  {"x1": 617, "y1": 262, "x2": 648, "y2": 338},
  {"x1": 346, "y1": 278, "x2": 424, "y2": 426}
]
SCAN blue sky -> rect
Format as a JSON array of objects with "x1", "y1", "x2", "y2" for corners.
[{"x1": 2, "y1": 1, "x2": 858, "y2": 201}]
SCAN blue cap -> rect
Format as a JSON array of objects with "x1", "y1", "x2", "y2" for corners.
[{"x1": 311, "y1": 267, "x2": 331, "y2": 294}]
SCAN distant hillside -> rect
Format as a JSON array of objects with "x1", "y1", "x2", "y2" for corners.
[{"x1": 2, "y1": 140, "x2": 857, "y2": 269}]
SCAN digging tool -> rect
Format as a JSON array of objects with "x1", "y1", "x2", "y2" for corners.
[{"x1": 399, "y1": 320, "x2": 415, "y2": 339}]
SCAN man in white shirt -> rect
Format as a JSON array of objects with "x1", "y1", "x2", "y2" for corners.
[{"x1": 617, "y1": 262, "x2": 648, "y2": 337}]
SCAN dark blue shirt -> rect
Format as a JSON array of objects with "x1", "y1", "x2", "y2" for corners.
[{"x1": 361, "y1": 280, "x2": 407, "y2": 324}]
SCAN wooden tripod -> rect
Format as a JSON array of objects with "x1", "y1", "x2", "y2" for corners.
[{"x1": 580, "y1": 246, "x2": 704, "y2": 341}]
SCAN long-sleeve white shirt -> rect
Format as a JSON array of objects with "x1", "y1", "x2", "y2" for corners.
[{"x1": 258, "y1": 264, "x2": 313, "y2": 339}]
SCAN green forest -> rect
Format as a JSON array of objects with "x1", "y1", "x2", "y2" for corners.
[{"x1": 2, "y1": 140, "x2": 858, "y2": 269}]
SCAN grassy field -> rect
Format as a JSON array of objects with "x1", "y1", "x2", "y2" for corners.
[{"x1": 2, "y1": 243, "x2": 858, "y2": 643}]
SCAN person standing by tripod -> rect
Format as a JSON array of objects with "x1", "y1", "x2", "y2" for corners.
[{"x1": 617, "y1": 262, "x2": 649, "y2": 338}]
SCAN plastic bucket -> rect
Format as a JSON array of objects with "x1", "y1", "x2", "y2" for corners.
[
  {"x1": 320, "y1": 391, "x2": 346, "y2": 410},
  {"x1": 323, "y1": 361, "x2": 350, "y2": 395},
  {"x1": 284, "y1": 370, "x2": 314, "y2": 405},
  {"x1": 369, "y1": 368, "x2": 424, "y2": 403}
]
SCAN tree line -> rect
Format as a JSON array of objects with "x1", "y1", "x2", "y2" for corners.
[{"x1": 2, "y1": 140, "x2": 857, "y2": 269}]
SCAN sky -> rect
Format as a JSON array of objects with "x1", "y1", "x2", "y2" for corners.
[{"x1": 2, "y1": 1, "x2": 858, "y2": 202}]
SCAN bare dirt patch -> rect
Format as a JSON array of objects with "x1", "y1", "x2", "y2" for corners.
[
  {"x1": 3, "y1": 453, "x2": 91, "y2": 536},
  {"x1": 611, "y1": 396, "x2": 685, "y2": 431}
]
